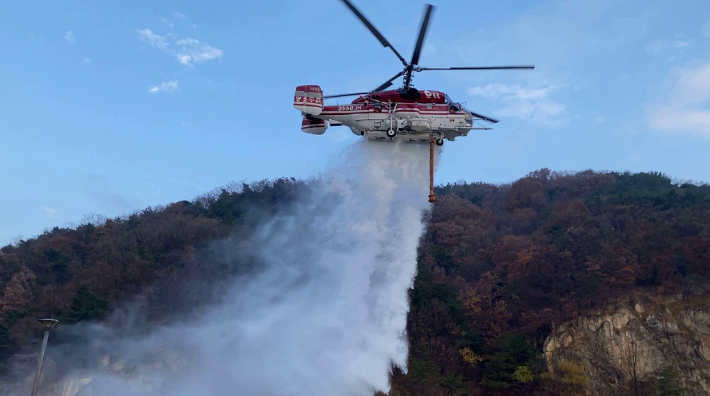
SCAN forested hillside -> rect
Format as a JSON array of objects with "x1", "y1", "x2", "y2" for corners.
[
  {"x1": 393, "y1": 170, "x2": 710, "y2": 395},
  {"x1": 1, "y1": 170, "x2": 709, "y2": 395}
]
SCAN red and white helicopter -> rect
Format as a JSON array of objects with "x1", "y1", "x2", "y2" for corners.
[{"x1": 293, "y1": 0, "x2": 534, "y2": 147}]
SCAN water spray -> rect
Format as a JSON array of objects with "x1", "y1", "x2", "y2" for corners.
[{"x1": 27, "y1": 141, "x2": 436, "y2": 396}]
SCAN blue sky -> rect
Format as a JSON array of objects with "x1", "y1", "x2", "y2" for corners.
[{"x1": 2, "y1": 0, "x2": 710, "y2": 244}]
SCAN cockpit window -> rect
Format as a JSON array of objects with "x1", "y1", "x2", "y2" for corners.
[{"x1": 444, "y1": 94, "x2": 452, "y2": 104}]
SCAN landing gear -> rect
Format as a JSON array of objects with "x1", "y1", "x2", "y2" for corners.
[
  {"x1": 435, "y1": 138, "x2": 444, "y2": 146},
  {"x1": 386, "y1": 129, "x2": 397, "y2": 138}
]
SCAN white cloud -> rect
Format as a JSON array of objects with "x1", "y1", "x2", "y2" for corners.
[
  {"x1": 648, "y1": 107, "x2": 710, "y2": 138},
  {"x1": 175, "y1": 38, "x2": 223, "y2": 65},
  {"x1": 161, "y1": 13, "x2": 187, "y2": 28},
  {"x1": 40, "y1": 206, "x2": 58, "y2": 217},
  {"x1": 467, "y1": 84, "x2": 569, "y2": 127},
  {"x1": 137, "y1": 29, "x2": 222, "y2": 66},
  {"x1": 667, "y1": 63, "x2": 710, "y2": 106},
  {"x1": 148, "y1": 81, "x2": 179, "y2": 94},
  {"x1": 64, "y1": 30, "x2": 76, "y2": 45},
  {"x1": 647, "y1": 61, "x2": 710, "y2": 138},
  {"x1": 160, "y1": 17, "x2": 174, "y2": 28},
  {"x1": 137, "y1": 28, "x2": 169, "y2": 52},
  {"x1": 645, "y1": 40, "x2": 669, "y2": 54},
  {"x1": 469, "y1": 85, "x2": 558, "y2": 101},
  {"x1": 594, "y1": 116, "x2": 606, "y2": 123},
  {"x1": 645, "y1": 34, "x2": 691, "y2": 57}
]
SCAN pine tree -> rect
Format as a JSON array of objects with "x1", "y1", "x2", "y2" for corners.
[
  {"x1": 657, "y1": 367, "x2": 683, "y2": 396},
  {"x1": 67, "y1": 286, "x2": 108, "y2": 323}
]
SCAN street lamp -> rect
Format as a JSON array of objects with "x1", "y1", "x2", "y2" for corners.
[{"x1": 30, "y1": 318, "x2": 59, "y2": 396}]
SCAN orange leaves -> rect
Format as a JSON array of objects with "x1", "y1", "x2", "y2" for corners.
[
  {"x1": 429, "y1": 196, "x2": 494, "y2": 248},
  {"x1": 426, "y1": 195, "x2": 497, "y2": 280},
  {"x1": 546, "y1": 199, "x2": 593, "y2": 232},
  {"x1": 0, "y1": 268, "x2": 36, "y2": 313},
  {"x1": 516, "y1": 250, "x2": 533, "y2": 266},
  {"x1": 506, "y1": 177, "x2": 547, "y2": 211},
  {"x1": 50, "y1": 235, "x2": 74, "y2": 253},
  {"x1": 611, "y1": 267, "x2": 636, "y2": 288},
  {"x1": 460, "y1": 272, "x2": 511, "y2": 342},
  {"x1": 459, "y1": 347, "x2": 483, "y2": 367},
  {"x1": 504, "y1": 208, "x2": 538, "y2": 234}
]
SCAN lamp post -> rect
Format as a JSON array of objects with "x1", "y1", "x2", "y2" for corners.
[{"x1": 30, "y1": 318, "x2": 59, "y2": 396}]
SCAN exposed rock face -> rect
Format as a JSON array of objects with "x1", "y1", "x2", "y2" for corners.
[{"x1": 544, "y1": 290, "x2": 710, "y2": 395}]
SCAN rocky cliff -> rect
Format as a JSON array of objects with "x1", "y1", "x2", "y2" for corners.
[{"x1": 544, "y1": 287, "x2": 710, "y2": 395}]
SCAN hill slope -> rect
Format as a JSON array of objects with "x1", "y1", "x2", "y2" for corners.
[{"x1": 1, "y1": 170, "x2": 709, "y2": 395}]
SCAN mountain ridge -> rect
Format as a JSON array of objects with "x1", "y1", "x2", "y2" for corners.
[{"x1": 1, "y1": 169, "x2": 709, "y2": 395}]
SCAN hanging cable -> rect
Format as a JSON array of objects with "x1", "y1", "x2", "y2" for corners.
[{"x1": 428, "y1": 134, "x2": 436, "y2": 203}]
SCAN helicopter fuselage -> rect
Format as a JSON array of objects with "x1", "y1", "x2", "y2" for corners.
[
  {"x1": 294, "y1": 85, "x2": 490, "y2": 143},
  {"x1": 319, "y1": 101, "x2": 473, "y2": 143}
]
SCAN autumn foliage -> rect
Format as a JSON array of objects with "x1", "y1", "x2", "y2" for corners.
[
  {"x1": 1, "y1": 171, "x2": 709, "y2": 395},
  {"x1": 397, "y1": 170, "x2": 710, "y2": 395}
]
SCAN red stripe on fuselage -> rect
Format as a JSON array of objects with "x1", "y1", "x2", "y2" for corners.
[{"x1": 320, "y1": 111, "x2": 466, "y2": 116}]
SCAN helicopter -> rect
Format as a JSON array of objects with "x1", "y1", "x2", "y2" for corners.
[{"x1": 293, "y1": 0, "x2": 534, "y2": 146}]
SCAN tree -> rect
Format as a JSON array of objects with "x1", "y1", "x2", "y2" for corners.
[
  {"x1": 439, "y1": 374, "x2": 467, "y2": 396},
  {"x1": 513, "y1": 366, "x2": 534, "y2": 383},
  {"x1": 558, "y1": 359, "x2": 588, "y2": 388},
  {"x1": 481, "y1": 333, "x2": 536, "y2": 389},
  {"x1": 656, "y1": 367, "x2": 682, "y2": 396},
  {"x1": 0, "y1": 268, "x2": 36, "y2": 314},
  {"x1": 506, "y1": 177, "x2": 547, "y2": 211},
  {"x1": 66, "y1": 286, "x2": 109, "y2": 323},
  {"x1": 0, "y1": 325, "x2": 9, "y2": 348}
]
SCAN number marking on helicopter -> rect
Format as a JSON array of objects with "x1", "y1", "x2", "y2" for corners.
[{"x1": 337, "y1": 105, "x2": 363, "y2": 111}]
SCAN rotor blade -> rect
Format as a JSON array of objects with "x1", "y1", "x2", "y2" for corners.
[
  {"x1": 373, "y1": 71, "x2": 404, "y2": 92},
  {"x1": 410, "y1": 4, "x2": 434, "y2": 67},
  {"x1": 323, "y1": 92, "x2": 371, "y2": 99},
  {"x1": 340, "y1": 0, "x2": 407, "y2": 66},
  {"x1": 417, "y1": 65, "x2": 535, "y2": 71},
  {"x1": 325, "y1": 71, "x2": 404, "y2": 99},
  {"x1": 469, "y1": 110, "x2": 499, "y2": 124}
]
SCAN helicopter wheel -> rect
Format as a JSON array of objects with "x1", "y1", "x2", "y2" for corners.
[
  {"x1": 386, "y1": 129, "x2": 397, "y2": 138},
  {"x1": 435, "y1": 138, "x2": 444, "y2": 146}
]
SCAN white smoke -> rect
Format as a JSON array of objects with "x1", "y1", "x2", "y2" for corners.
[{"x1": 33, "y1": 140, "x2": 438, "y2": 396}]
